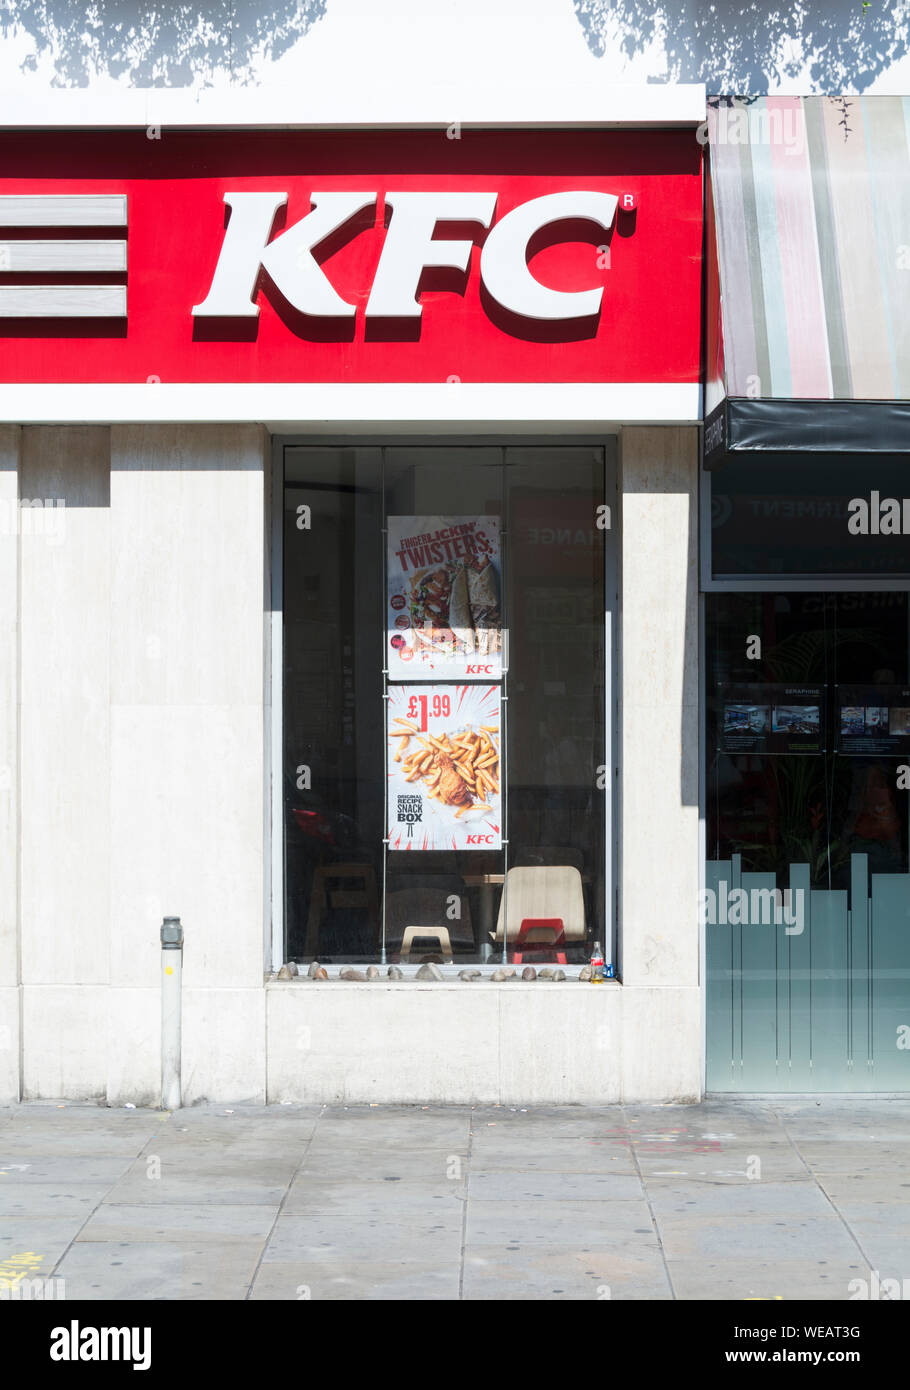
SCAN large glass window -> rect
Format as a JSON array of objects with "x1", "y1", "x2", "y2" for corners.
[
  {"x1": 706, "y1": 589, "x2": 910, "y2": 1090},
  {"x1": 708, "y1": 453, "x2": 910, "y2": 579},
  {"x1": 281, "y1": 443, "x2": 615, "y2": 967}
]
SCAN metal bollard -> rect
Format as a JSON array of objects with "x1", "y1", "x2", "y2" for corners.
[{"x1": 160, "y1": 917, "x2": 184, "y2": 1111}]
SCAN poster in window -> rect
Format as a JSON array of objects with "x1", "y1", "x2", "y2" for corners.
[
  {"x1": 837, "y1": 685, "x2": 910, "y2": 755},
  {"x1": 718, "y1": 683, "x2": 824, "y2": 755},
  {"x1": 387, "y1": 684, "x2": 502, "y2": 850},
  {"x1": 387, "y1": 516, "x2": 502, "y2": 680}
]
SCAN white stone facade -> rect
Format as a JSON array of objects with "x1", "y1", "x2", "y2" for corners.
[{"x1": 0, "y1": 421, "x2": 700, "y2": 1104}]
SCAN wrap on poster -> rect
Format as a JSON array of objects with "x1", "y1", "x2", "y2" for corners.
[
  {"x1": 387, "y1": 684, "x2": 502, "y2": 850},
  {"x1": 387, "y1": 516, "x2": 502, "y2": 679}
]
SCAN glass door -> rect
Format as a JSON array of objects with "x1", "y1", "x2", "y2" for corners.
[{"x1": 705, "y1": 591, "x2": 910, "y2": 1090}]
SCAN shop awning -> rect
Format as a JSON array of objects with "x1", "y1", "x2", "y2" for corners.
[{"x1": 705, "y1": 96, "x2": 910, "y2": 467}]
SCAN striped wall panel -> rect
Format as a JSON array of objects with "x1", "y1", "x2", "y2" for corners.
[
  {"x1": 0, "y1": 195, "x2": 127, "y2": 318},
  {"x1": 708, "y1": 96, "x2": 910, "y2": 401}
]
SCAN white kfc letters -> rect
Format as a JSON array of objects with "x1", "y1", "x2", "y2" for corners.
[{"x1": 192, "y1": 189, "x2": 622, "y2": 325}]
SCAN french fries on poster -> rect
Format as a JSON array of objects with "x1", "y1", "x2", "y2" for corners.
[{"x1": 387, "y1": 684, "x2": 502, "y2": 851}]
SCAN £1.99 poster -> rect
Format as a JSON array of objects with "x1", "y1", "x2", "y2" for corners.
[
  {"x1": 387, "y1": 516, "x2": 502, "y2": 680},
  {"x1": 387, "y1": 684, "x2": 502, "y2": 851}
]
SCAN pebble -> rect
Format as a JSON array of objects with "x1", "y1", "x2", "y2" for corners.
[
  {"x1": 490, "y1": 967, "x2": 516, "y2": 981},
  {"x1": 579, "y1": 965, "x2": 592, "y2": 981},
  {"x1": 521, "y1": 966, "x2": 537, "y2": 980},
  {"x1": 312, "y1": 967, "x2": 328, "y2": 980},
  {"x1": 339, "y1": 967, "x2": 367, "y2": 981},
  {"x1": 277, "y1": 964, "x2": 294, "y2": 980},
  {"x1": 387, "y1": 966, "x2": 404, "y2": 980},
  {"x1": 459, "y1": 969, "x2": 482, "y2": 981},
  {"x1": 553, "y1": 969, "x2": 566, "y2": 981},
  {"x1": 366, "y1": 965, "x2": 380, "y2": 979},
  {"x1": 537, "y1": 968, "x2": 555, "y2": 979},
  {"x1": 415, "y1": 963, "x2": 444, "y2": 981},
  {"x1": 307, "y1": 961, "x2": 322, "y2": 978}
]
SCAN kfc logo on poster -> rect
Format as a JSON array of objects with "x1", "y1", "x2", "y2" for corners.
[
  {"x1": 465, "y1": 834, "x2": 497, "y2": 845},
  {"x1": 193, "y1": 190, "x2": 635, "y2": 328}
]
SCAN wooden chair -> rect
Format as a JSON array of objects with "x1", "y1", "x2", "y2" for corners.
[
  {"x1": 384, "y1": 884, "x2": 473, "y2": 957},
  {"x1": 492, "y1": 865, "x2": 586, "y2": 963},
  {"x1": 304, "y1": 862, "x2": 380, "y2": 957},
  {"x1": 399, "y1": 925, "x2": 454, "y2": 960}
]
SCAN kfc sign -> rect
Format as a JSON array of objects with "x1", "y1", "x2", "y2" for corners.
[
  {"x1": 0, "y1": 129, "x2": 702, "y2": 385},
  {"x1": 194, "y1": 190, "x2": 623, "y2": 324}
]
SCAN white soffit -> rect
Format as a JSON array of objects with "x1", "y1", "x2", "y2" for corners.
[
  {"x1": 0, "y1": 84, "x2": 706, "y2": 130},
  {"x1": 0, "y1": 382, "x2": 700, "y2": 427}
]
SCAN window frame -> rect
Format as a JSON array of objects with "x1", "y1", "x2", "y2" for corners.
[{"x1": 269, "y1": 433, "x2": 619, "y2": 975}]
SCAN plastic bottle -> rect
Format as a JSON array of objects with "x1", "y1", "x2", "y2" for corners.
[{"x1": 589, "y1": 941, "x2": 605, "y2": 983}]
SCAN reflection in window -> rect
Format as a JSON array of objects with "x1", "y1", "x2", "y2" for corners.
[{"x1": 282, "y1": 445, "x2": 612, "y2": 966}]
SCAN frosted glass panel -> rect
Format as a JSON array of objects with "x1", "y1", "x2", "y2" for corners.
[
  {"x1": 870, "y1": 875, "x2": 910, "y2": 1088},
  {"x1": 706, "y1": 854, "x2": 910, "y2": 1091}
]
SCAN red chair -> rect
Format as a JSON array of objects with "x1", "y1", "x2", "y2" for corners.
[{"x1": 512, "y1": 917, "x2": 567, "y2": 964}]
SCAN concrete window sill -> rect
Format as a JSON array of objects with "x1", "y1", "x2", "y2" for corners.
[{"x1": 265, "y1": 976, "x2": 620, "y2": 987}]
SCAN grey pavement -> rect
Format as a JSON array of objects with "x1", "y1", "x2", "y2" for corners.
[{"x1": 1, "y1": 1098, "x2": 909, "y2": 1300}]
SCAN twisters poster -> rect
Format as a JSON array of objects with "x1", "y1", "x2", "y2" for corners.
[
  {"x1": 387, "y1": 684, "x2": 502, "y2": 851},
  {"x1": 387, "y1": 516, "x2": 502, "y2": 680}
]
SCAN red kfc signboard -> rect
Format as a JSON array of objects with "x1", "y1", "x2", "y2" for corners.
[{"x1": 0, "y1": 130, "x2": 701, "y2": 385}]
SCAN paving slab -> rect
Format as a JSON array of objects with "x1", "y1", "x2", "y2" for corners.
[
  {"x1": 102, "y1": 1173, "x2": 293, "y2": 1206},
  {"x1": 667, "y1": 1257, "x2": 870, "y2": 1301},
  {"x1": 634, "y1": 1145, "x2": 809, "y2": 1181},
  {"x1": 264, "y1": 1209, "x2": 463, "y2": 1262},
  {"x1": 312, "y1": 1117, "x2": 471, "y2": 1149},
  {"x1": 53, "y1": 1238, "x2": 265, "y2": 1300},
  {"x1": 0, "y1": 1215, "x2": 89, "y2": 1266},
  {"x1": 249, "y1": 1259, "x2": 459, "y2": 1301},
  {"x1": 468, "y1": 1142, "x2": 637, "y2": 1173},
  {"x1": 296, "y1": 1148, "x2": 465, "y2": 1182},
  {"x1": 464, "y1": 1198, "x2": 659, "y2": 1249},
  {"x1": 467, "y1": 1171, "x2": 643, "y2": 1202},
  {"x1": 0, "y1": 1155, "x2": 135, "y2": 1183},
  {"x1": 462, "y1": 1246, "x2": 671, "y2": 1301},
  {"x1": 655, "y1": 1212, "x2": 861, "y2": 1262},
  {"x1": 0, "y1": 1185, "x2": 112, "y2": 1218},
  {"x1": 284, "y1": 1177, "x2": 466, "y2": 1215},
  {"x1": 645, "y1": 1179, "x2": 832, "y2": 1219},
  {"x1": 75, "y1": 1203, "x2": 278, "y2": 1243},
  {"x1": 793, "y1": 1142, "x2": 910, "y2": 1175}
]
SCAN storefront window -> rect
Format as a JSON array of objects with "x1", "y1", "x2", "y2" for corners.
[
  {"x1": 709, "y1": 453, "x2": 910, "y2": 579},
  {"x1": 282, "y1": 443, "x2": 614, "y2": 966},
  {"x1": 706, "y1": 589, "x2": 910, "y2": 1089}
]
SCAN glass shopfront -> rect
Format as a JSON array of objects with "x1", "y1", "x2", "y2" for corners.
[
  {"x1": 704, "y1": 456, "x2": 910, "y2": 1090},
  {"x1": 280, "y1": 441, "x2": 617, "y2": 968}
]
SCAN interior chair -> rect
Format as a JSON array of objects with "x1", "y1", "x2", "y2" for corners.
[
  {"x1": 304, "y1": 862, "x2": 380, "y2": 957},
  {"x1": 492, "y1": 865, "x2": 586, "y2": 964},
  {"x1": 384, "y1": 881, "x2": 473, "y2": 960}
]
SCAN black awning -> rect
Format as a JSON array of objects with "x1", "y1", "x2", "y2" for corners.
[{"x1": 705, "y1": 397, "x2": 910, "y2": 469}]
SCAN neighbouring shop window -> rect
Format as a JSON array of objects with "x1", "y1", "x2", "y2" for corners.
[
  {"x1": 707, "y1": 591, "x2": 910, "y2": 887},
  {"x1": 282, "y1": 444, "x2": 614, "y2": 966},
  {"x1": 709, "y1": 453, "x2": 910, "y2": 578},
  {"x1": 705, "y1": 589, "x2": 910, "y2": 1090}
]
